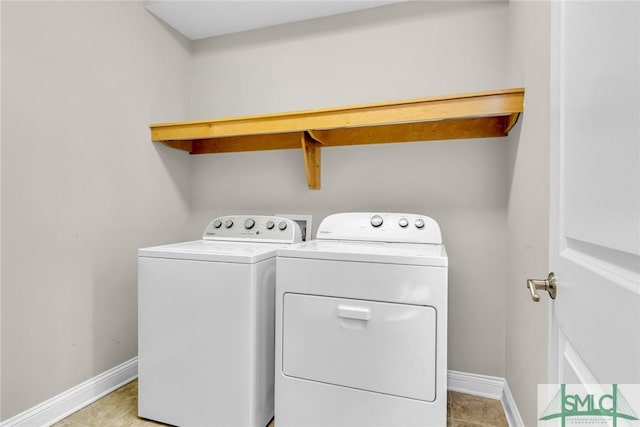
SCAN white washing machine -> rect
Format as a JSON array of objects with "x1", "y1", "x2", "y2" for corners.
[
  {"x1": 138, "y1": 215, "x2": 301, "y2": 427},
  {"x1": 275, "y1": 212, "x2": 448, "y2": 427}
]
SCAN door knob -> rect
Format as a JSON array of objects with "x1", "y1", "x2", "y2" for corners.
[{"x1": 527, "y1": 272, "x2": 557, "y2": 302}]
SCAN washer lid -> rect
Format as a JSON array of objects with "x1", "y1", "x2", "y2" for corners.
[
  {"x1": 277, "y1": 240, "x2": 447, "y2": 267},
  {"x1": 139, "y1": 240, "x2": 287, "y2": 263}
]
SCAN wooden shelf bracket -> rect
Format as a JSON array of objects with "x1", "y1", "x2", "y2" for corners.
[{"x1": 302, "y1": 132, "x2": 321, "y2": 189}]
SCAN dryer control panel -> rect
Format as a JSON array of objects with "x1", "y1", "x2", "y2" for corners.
[
  {"x1": 316, "y1": 212, "x2": 442, "y2": 244},
  {"x1": 203, "y1": 215, "x2": 302, "y2": 243}
]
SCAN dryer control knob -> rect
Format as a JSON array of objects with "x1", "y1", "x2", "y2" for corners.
[
  {"x1": 415, "y1": 218, "x2": 425, "y2": 229},
  {"x1": 225, "y1": 219, "x2": 234, "y2": 228},
  {"x1": 399, "y1": 218, "x2": 409, "y2": 228},
  {"x1": 278, "y1": 221, "x2": 288, "y2": 231},
  {"x1": 213, "y1": 220, "x2": 222, "y2": 229},
  {"x1": 370, "y1": 215, "x2": 383, "y2": 228},
  {"x1": 244, "y1": 218, "x2": 255, "y2": 229},
  {"x1": 266, "y1": 220, "x2": 275, "y2": 230}
]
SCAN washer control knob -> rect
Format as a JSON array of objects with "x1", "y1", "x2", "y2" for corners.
[
  {"x1": 399, "y1": 218, "x2": 409, "y2": 228},
  {"x1": 370, "y1": 215, "x2": 383, "y2": 228},
  {"x1": 415, "y1": 218, "x2": 425, "y2": 229},
  {"x1": 213, "y1": 220, "x2": 222, "y2": 229},
  {"x1": 278, "y1": 221, "x2": 288, "y2": 231},
  {"x1": 244, "y1": 218, "x2": 255, "y2": 229},
  {"x1": 266, "y1": 220, "x2": 275, "y2": 230},
  {"x1": 225, "y1": 219, "x2": 234, "y2": 228}
]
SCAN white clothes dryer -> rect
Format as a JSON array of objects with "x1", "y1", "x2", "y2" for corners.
[
  {"x1": 275, "y1": 212, "x2": 448, "y2": 427},
  {"x1": 138, "y1": 215, "x2": 301, "y2": 427}
]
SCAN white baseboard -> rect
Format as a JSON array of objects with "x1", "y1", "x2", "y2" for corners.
[
  {"x1": 501, "y1": 380, "x2": 525, "y2": 427},
  {"x1": 447, "y1": 369, "x2": 505, "y2": 399},
  {"x1": 2, "y1": 362, "x2": 522, "y2": 427},
  {"x1": 447, "y1": 370, "x2": 524, "y2": 427},
  {"x1": 1, "y1": 357, "x2": 138, "y2": 427}
]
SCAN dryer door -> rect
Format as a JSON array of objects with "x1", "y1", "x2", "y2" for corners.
[{"x1": 282, "y1": 293, "x2": 437, "y2": 402}]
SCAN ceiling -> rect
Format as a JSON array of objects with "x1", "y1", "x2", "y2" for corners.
[{"x1": 144, "y1": 1, "x2": 405, "y2": 40}]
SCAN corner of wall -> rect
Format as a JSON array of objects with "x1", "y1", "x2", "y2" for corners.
[{"x1": 504, "y1": 1, "x2": 551, "y2": 426}]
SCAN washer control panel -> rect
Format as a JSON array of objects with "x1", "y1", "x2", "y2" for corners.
[
  {"x1": 203, "y1": 215, "x2": 302, "y2": 243},
  {"x1": 317, "y1": 212, "x2": 442, "y2": 244}
]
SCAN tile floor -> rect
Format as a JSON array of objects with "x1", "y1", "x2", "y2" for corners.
[{"x1": 53, "y1": 380, "x2": 508, "y2": 427}]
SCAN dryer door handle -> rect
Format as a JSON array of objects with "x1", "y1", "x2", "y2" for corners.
[{"x1": 337, "y1": 305, "x2": 371, "y2": 321}]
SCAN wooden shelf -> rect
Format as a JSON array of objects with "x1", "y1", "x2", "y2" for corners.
[{"x1": 150, "y1": 88, "x2": 524, "y2": 189}]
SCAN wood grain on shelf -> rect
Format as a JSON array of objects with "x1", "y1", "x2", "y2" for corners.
[{"x1": 150, "y1": 88, "x2": 524, "y2": 189}]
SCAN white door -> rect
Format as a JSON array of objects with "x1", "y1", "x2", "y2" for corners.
[{"x1": 549, "y1": 0, "x2": 640, "y2": 388}]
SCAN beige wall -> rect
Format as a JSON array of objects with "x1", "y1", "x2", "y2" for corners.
[
  {"x1": 1, "y1": 1, "x2": 192, "y2": 420},
  {"x1": 1, "y1": 0, "x2": 554, "y2": 423},
  {"x1": 188, "y1": 1, "x2": 510, "y2": 377},
  {"x1": 506, "y1": 1, "x2": 551, "y2": 426}
]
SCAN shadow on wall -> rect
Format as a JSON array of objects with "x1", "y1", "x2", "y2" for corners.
[
  {"x1": 154, "y1": 143, "x2": 193, "y2": 209},
  {"x1": 87, "y1": 140, "x2": 195, "y2": 384},
  {"x1": 506, "y1": 116, "x2": 523, "y2": 199},
  {"x1": 194, "y1": 1, "x2": 495, "y2": 53}
]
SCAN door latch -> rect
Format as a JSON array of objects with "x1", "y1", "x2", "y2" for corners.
[{"x1": 527, "y1": 272, "x2": 557, "y2": 302}]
